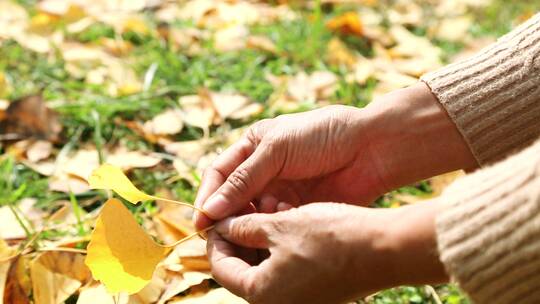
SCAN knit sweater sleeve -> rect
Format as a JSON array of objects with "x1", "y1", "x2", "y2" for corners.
[
  {"x1": 436, "y1": 139, "x2": 540, "y2": 304},
  {"x1": 421, "y1": 13, "x2": 540, "y2": 166}
]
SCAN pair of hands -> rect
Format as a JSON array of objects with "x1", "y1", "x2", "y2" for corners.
[{"x1": 193, "y1": 82, "x2": 477, "y2": 303}]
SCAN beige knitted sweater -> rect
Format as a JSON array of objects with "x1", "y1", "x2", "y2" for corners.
[{"x1": 421, "y1": 13, "x2": 540, "y2": 304}]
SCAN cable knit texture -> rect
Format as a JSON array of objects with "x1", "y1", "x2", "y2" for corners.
[
  {"x1": 422, "y1": 12, "x2": 540, "y2": 304},
  {"x1": 436, "y1": 140, "x2": 540, "y2": 304},
  {"x1": 421, "y1": 13, "x2": 540, "y2": 166}
]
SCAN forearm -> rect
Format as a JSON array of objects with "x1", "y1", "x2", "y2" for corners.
[
  {"x1": 346, "y1": 200, "x2": 449, "y2": 297},
  {"x1": 360, "y1": 82, "x2": 477, "y2": 192}
]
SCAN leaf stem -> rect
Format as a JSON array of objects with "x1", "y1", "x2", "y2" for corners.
[
  {"x1": 164, "y1": 225, "x2": 214, "y2": 248},
  {"x1": 149, "y1": 195, "x2": 209, "y2": 216},
  {"x1": 37, "y1": 247, "x2": 88, "y2": 254}
]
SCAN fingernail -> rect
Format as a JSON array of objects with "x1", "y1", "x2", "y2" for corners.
[
  {"x1": 277, "y1": 202, "x2": 293, "y2": 211},
  {"x1": 203, "y1": 193, "x2": 228, "y2": 218},
  {"x1": 215, "y1": 217, "x2": 235, "y2": 236},
  {"x1": 192, "y1": 211, "x2": 198, "y2": 223}
]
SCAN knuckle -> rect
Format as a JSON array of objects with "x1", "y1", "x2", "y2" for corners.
[
  {"x1": 246, "y1": 119, "x2": 271, "y2": 144},
  {"x1": 226, "y1": 168, "x2": 252, "y2": 195},
  {"x1": 232, "y1": 217, "x2": 253, "y2": 242}
]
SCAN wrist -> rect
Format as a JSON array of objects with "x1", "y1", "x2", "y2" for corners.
[
  {"x1": 385, "y1": 200, "x2": 449, "y2": 286},
  {"x1": 361, "y1": 82, "x2": 478, "y2": 191}
]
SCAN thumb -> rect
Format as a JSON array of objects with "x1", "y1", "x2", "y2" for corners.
[
  {"x1": 215, "y1": 214, "x2": 273, "y2": 249},
  {"x1": 203, "y1": 141, "x2": 283, "y2": 220}
]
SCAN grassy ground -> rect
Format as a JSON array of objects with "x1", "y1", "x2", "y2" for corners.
[{"x1": 1, "y1": 0, "x2": 540, "y2": 303}]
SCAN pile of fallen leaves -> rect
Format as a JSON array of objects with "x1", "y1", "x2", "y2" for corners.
[{"x1": 0, "y1": 0, "x2": 537, "y2": 303}]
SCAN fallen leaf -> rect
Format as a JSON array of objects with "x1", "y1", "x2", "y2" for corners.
[
  {"x1": 326, "y1": 37, "x2": 358, "y2": 67},
  {"x1": 169, "y1": 287, "x2": 247, "y2": 304},
  {"x1": 30, "y1": 259, "x2": 82, "y2": 304},
  {"x1": 158, "y1": 272, "x2": 212, "y2": 304},
  {"x1": 164, "y1": 139, "x2": 209, "y2": 164},
  {"x1": 85, "y1": 198, "x2": 167, "y2": 294},
  {"x1": 77, "y1": 283, "x2": 127, "y2": 304},
  {"x1": 0, "y1": 95, "x2": 62, "y2": 142},
  {"x1": 0, "y1": 239, "x2": 15, "y2": 301},
  {"x1": 287, "y1": 71, "x2": 338, "y2": 103},
  {"x1": 433, "y1": 16, "x2": 472, "y2": 42},
  {"x1": 0, "y1": 198, "x2": 43, "y2": 240},
  {"x1": 88, "y1": 164, "x2": 154, "y2": 204},
  {"x1": 178, "y1": 95, "x2": 216, "y2": 130},
  {"x1": 35, "y1": 251, "x2": 91, "y2": 283},
  {"x1": 143, "y1": 109, "x2": 184, "y2": 135},
  {"x1": 326, "y1": 12, "x2": 363, "y2": 37},
  {"x1": 246, "y1": 35, "x2": 278, "y2": 54},
  {"x1": 49, "y1": 174, "x2": 90, "y2": 195},
  {"x1": 131, "y1": 266, "x2": 168, "y2": 304},
  {"x1": 3, "y1": 256, "x2": 31, "y2": 304},
  {"x1": 214, "y1": 25, "x2": 248, "y2": 52},
  {"x1": 26, "y1": 140, "x2": 53, "y2": 163},
  {"x1": 205, "y1": 91, "x2": 260, "y2": 121},
  {"x1": 107, "y1": 149, "x2": 161, "y2": 170}
]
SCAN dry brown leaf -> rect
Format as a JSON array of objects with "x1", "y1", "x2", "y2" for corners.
[
  {"x1": 48, "y1": 174, "x2": 90, "y2": 194},
  {"x1": 172, "y1": 158, "x2": 198, "y2": 185},
  {"x1": 26, "y1": 140, "x2": 53, "y2": 163},
  {"x1": 100, "y1": 38, "x2": 134, "y2": 56},
  {"x1": 0, "y1": 239, "x2": 15, "y2": 301},
  {"x1": 143, "y1": 109, "x2": 184, "y2": 136},
  {"x1": 76, "y1": 283, "x2": 127, "y2": 304},
  {"x1": 169, "y1": 287, "x2": 247, "y2": 304},
  {"x1": 206, "y1": 92, "x2": 261, "y2": 121},
  {"x1": 35, "y1": 251, "x2": 91, "y2": 283},
  {"x1": 353, "y1": 58, "x2": 375, "y2": 84},
  {"x1": 3, "y1": 256, "x2": 31, "y2": 304},
  {"x1": 23, "y1": 159, "x2": 55, "y2": 177},
  {"x1": 156, "y1": 205, "x2": 196, "y2": 238},
  {"x1": 130, "y1": 267, "x2": 168, "y2": 304},
  {"x1": 326, "y1": 37, "x2": 358, "y2": 67},
  {"x1": 387, "y1": 1, "x2": 423, "y2": 26},
  {"x1": 214, "y1": 25, "x2": 248, "y2": 52},
  {"x1": 158, "y1": 272, "x2": 212, "y2": 304},
  {"x1": 164, "y1": 139, "x2": 209, "y2": 164},
  {"x1": 0, "y1": 1, "x2": 28, "y2": 40},
  {"x1": 30, "y1": 259, "x2": 82, "y2": 304},
  {"x1": 287, "y1": 71, "x2": 338, "y2": 103},
  {"x1": 178, "y1": 95, "x2": 216, "y2": 130},
  {"x1": 61, "y1": 149, "x2": 100, "y2": 181},
  {"x1": 246, "y1": 35, "x2": 278, "y2": 54},
  {"x1": 326, "y1": 12, "x2": 363, "y2": 37},
  {"x1": 433, "y1": 16, "x2": 472, "y2": 42},
  {"x1": 177, "y1": 0, "x2": 292, "y2": 29},
  {"x1": 0, "y1": 198, "x2": 43, "y2": 240},
  {"x1": 0, "y1": 96, "x2": 62, "y2": 143},
  {"x1": 107, "y1": 149, "x2": 161, "y2": 170}
]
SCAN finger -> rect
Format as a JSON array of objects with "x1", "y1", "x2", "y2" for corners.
[
  {"x1": 202, "y1": 141, "x2": 284, "y2": 220},
  {"x1": 194, "y1": 120, "x2": 273, "y2": 229},
  {"x1": 193, "y1": 138, "x2": 256, "y2": 230},
  {"x1": 207, "y1": 230, "x2": 259, "y2": 297},
  {"x1": 215, "y1": 213, "x2": 274, "y2": 249},
  {"x1": 276, "y1": 202, "x2": 293, "y2": 212},
  {"x1": 258, "y1": 194, "x2": 278, "y2": 213}
]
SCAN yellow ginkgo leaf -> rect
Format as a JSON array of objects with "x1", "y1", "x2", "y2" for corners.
[
  {"x1": 85, "y1": 198, "x2": 211, "y2": 295},
  {"x1": 85, "y1": 198, "x2": 167, "y2": 294},
  {"x1": 88, "y1": 164, "x2": 154, "y2": 204},
  {"x1": 88, "y1": 164, "x2": 206, "y2": 214}
]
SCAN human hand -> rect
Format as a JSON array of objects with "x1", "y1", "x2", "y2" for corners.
[
  {"x1": 194, "y1": 82, "x2": 477, "y2": 229},
  {"x1": 208, "y1": 201, "x2": 449, "y2": 304},
  {"x1": 194, "y1": 103, "x2": 377, "y2": 229}
]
